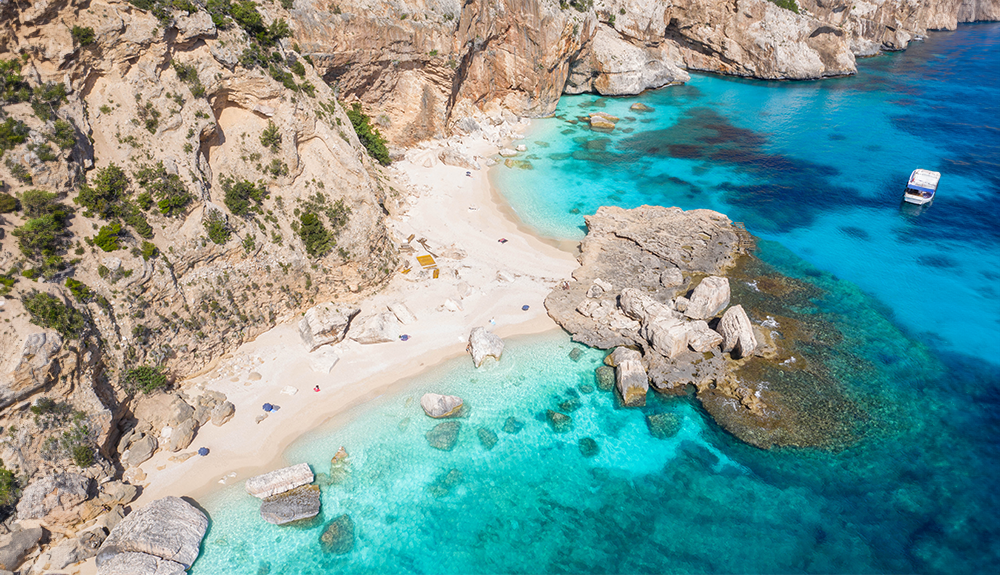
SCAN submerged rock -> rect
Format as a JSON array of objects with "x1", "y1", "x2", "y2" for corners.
[
  {"x1": 569, "y1": 347, "x2": 583, "y2": 361},
  {"x1": 426, "y1": 421, "x2": 461, "y2": 451},
  {"x1": 646, "y1": 413, "x2": 683, "y2": 439},
  {"x1": 428, "y1": 469, "x2": 463, "y2": 497},
  {"x1": 329, "y1": 446, "x2": 350, "y2": 485},
  {"x1": 420, "y1": 393, "x2": 464, "y2": 418},
  {"x1": 477, "y1": 427, "x2": 498, "y2": 450},
  {"x1": 595, "y1": 365, "x2": 615, "y2": 391},
  {"x1": 558, "y1": 398, "x2": 581, "y2": 412},
  {"x1": 546, "y1": 410, "x2": 572, "y2": 433},
  {"x1": 260, "y1": 484, "x2": 321, "y2": 525},
  {"x1": 319, "y1": 515, "x2": 355, "y2": 555},
  {"x1": 578, "y1": 437, "x2": 600, "y2": 458},
  {"x1": 502, "y1": 417, "x2": 524, "y2": 434}
]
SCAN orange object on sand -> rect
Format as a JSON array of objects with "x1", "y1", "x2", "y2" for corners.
[
  {"x1": 416, "y1": 255, "x2": 436, "y2": 268},
  {"x1": 433, "y1": 269, "x2": 440, "y2": 279}
]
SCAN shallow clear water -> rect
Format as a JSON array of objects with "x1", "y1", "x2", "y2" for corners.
[{"x1": 191, "y1": 25, "x2": 1000, "y2": 575}]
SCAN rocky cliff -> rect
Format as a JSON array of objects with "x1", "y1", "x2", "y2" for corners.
[
  {"x1": 0, "y1": 0, "x2": 397, "y2": 557},
  {"x1": 293, "y1": 0, "x2": 997, "y2": 143}
]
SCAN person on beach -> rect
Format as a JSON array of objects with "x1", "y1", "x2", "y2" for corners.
[{"x1": 314, "y1": 385, "x2": 320, "y2": 392}]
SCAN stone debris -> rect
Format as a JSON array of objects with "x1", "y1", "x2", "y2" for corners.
[
  {"x1": 349, "y1": 312, "x2": 401, "y2": 344},
  {"x1": 299, "y1": 303, "x2": 361, "y2": 351},
  {"x1": 719, "y1": 304, "x2": 758, "y2": 358},
  {"x1": 260, "y1": 484, "x2": 321, "y2": 525},
  {"x1": 607, "y1": 347, "x2": 648, "y2": 407},
  {"x1": 684, "y1": 276, "x2": 731, "y2": 320}
]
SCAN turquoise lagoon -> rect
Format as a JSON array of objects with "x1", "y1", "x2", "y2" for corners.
[{"x1": 191, "y1": 25, "x2": 1000, "y2": 574}]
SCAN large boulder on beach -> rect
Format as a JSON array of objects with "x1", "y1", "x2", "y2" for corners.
[
  {"x1": 97, "y1": 551, "x2": 187, "y2": 575},
  {"x1": 319, "y1": 515, "x2": 355, "y2": 555},
  {"x1": 96, "y1": 496, "x2": 208, "y2": 570},
  {"x1": 16, "y1": 472, "x2": 92, "y2": 525},
  {"x1": 0, "y1": 525, "x2": 43, "y2": 571},
  {"x1": 469, "y1": 327, "x2": 504, "y2": 367},
  {"x1": 420, "y1": 393, "x2": 464, "y2": 418},
  {"x1": 260, "y1": 484, "x2": 321, "y2": 525},
  {"x1": 299, "y1": 303, "x2": 360, "y2": 351},
  {"x1": 684, "y1": 276, "x2": 731, "y2": 320},
  {"x1": 166, "y1": 417, "x2": 198, "y2": 452},
  {"x1": 210, "y1": 401, "x2": 236, "y2": 426},
  {"x1": 246, "y1": 463, "x2": 315, "y2": 499},
  {"x1": 607, "y1": 347, "x2": 648, "y2": 407},
  {"x1": 719, "y1": 304, "x2": 758, "y2": 358},
  {"x1": 349, "y1": 312, "x2": 400, "y2": 344},
  {"x1": 123, "y1": 435, "x2": 157, "y2": 467}
]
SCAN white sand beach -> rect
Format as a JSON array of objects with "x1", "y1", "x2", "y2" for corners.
[{"x1": 126, "y1": 128, "x2": 578, "y2": 508}]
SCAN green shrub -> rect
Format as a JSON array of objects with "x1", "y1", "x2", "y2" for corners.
[
  {"x1": 49, "y1": 119, "x2": 77, "y2": 149},
  {"x1": 71, "y1": 26, "x2": 96, "y2": 46},
  {"x1": 12, "y1": 198, "x2": 72, "y2": 260},
  {"x1": 21, "y1": 291, "x2": 86, "y2": 339},
  {"x1": 221, "y1": 176, "x2": 267, "y2": 216},
  {"x1": 0, "y1": 59, "x2": 30, "y2": 103},
  {"x1": 345, "y1": 102, "x2": 390, "y2": 166},
  {"x1": 281, "y1": 0, "x2": 293, "y2": 8},
  {"x1": 70, "y1": 444, "x2": 94, "y2": 467},
  {"x1": 141, "y1": 240, "x2": 158, "y2": 260},
  {"x1": 77, "y1": 164, "x2": 129, "y2": 219},
  {"x1": 31, "y1": 82, "x2": 67, "y2": 121},
  {"x1": 172, "y1": 61, "x2": 206, "y2": 97},
  {"x1": 0, "y1": 461, "x2": 18, "y2": 508},
  {"x1": 290, "y1": 60, "x2": 306, "y2": 77},
  {"x1": 29, "y1": 143, "x2": 57, "y2": 162},
  {"x1": 298, "y1": 211, "x2": 333, "y2": 257},
  {"x1": 207, "y1": 0, "x2": 232, "y2": 28},
  {"x1": 767, "y1": 0, "x2": 799, "y2": 13},
  {"x1": 122, "y1": 365, "x2": 169, "y2": 394},
  {"x1": 65, "y1": 278, "x2": 94, "y2": 302},
  {"x1": 0, "y1": 117, "x2": 29, "y2": 155},
  {"x1": 0, "y1": 273, "x2": 16, "y2": 296},
  {"x1": 203, "y1": 210, "x2": 231, "y2": 244},
  {"x1": 260, "y1": 121, "x2": 281, "y2": 152},
  {"x1": 0, "y1": 192, "x2": 17, "y2": 212},
  {"x1": 93, "y1": 223, "x2": 123, "y2": 252},
  {"x1": 125, "y1": 205, "x2": 154, "y2": 239},
  {"x1": 136, "y1": 191, "x2": 154, "y2": 211},
  {"x1": 136, "y1": 100, "x2": 160, "y2": 134},
  {"x1": 134, "y1": 162, "x2": 192, "y2": 216}
]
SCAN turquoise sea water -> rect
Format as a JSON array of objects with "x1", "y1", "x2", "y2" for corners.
[{"x1": 191, "y1": 25, "x2": 1000, "y2": 574}]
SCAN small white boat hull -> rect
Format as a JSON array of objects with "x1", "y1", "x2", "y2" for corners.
[{"x1": 903, "y1": 192, "x2": 933, "y2": 205}]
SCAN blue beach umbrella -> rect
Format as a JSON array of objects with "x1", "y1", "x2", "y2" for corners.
[
  {"x1": 521, "y1": 305, "x2": 530, "y2": 311},
  {"x1": 262, "y1": 403, "x2": 273, "y2": 412},
  {"x1": 197, "y1": 447, "x2": 209, "y2": 456}
]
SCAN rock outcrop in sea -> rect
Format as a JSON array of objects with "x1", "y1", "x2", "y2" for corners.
[
  {"x1": 545, "y1": 205, "x2": 865, "y2": 449},
  {"x1": 246, "y1": 463, "x2": 320, "y2": 525}
]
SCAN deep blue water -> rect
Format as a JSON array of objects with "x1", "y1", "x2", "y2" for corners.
[{"x1": 191, "y1": 25, "x2": 1000, "y2": 575}]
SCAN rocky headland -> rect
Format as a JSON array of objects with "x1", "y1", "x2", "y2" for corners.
[{"x1": 545, "y1": 205, "x2": 864, "y2": 449}]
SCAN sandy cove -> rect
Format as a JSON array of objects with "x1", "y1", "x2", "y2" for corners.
[{"x1": 126, "y1": 129, "x2": 577, "y2": 509}]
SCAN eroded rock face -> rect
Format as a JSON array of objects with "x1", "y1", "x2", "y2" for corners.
[
  {"x1": 420, "y1": 393, "x2": 464, "y2": 418},
  {"x1": 684, "y1": 276, "x2": 731, "y2": 320},
  {"x1": 97, "y1": 551, "x2": 187, "y2": 575},
  {"x1": 469, "y1": 327, "x2": 504, "y2": 367},
  {"x1": 566, "y1": 25, "x2": 689, "y2": 96},
  {"x1": 16, "y1": 473, "x2": 93, "y2": 525},
  {"x1": 96, "y1": 496, "x2": 208, "y2": 569},
  {"x1": 0, "y1": 525, "x2": 43, "y2": 571},
  {"x1": 0, "y1": 331, "x2": 64, "y2": 410},
  {"x1": 349, "y1": 312, "x2": 401, "y2": 344}
]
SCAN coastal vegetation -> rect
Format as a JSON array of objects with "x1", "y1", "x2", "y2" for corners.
[
  {"x1": 20, "y1": 291, "x2": 87, "y2": 339},
  {"x1": 345, "y1": 102, "x2": 391, "y2": 166},
  {"x1": 122, "y1": 365, "x2": 169, "y2": 395}
]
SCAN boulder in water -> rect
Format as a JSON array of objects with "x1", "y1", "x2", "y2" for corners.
[
  {"x1": 477, "y1": 427, "x2": 498, "y2": 450},
  {"x1": 646, "y1": 413, "x2": 682, "y2": 439},
  {"x1": 578, "y1": 437, "x2": 600, "y2": 457},
  {"x1": 259, "y1": 484, "x2": 321, "y2": 525},
  {"x1": 245, "y1": 463, "x2": 314, "y2": 499},
  {"x1": 426, "y1": 421, "x2": 461, "y2": 451},
  {"x1": 319, "y1": 515, "x2": 355, "y2": 555},
  {"x1": 607, "y1": 347, "x2": 648, "y2": 407},
  {"x1": 420, "y1": 393, "x2": 464, "y2": 418},
  {"x1": 502, "y1": 417, "x2": 524, "y2": 434},
  {"x1": 546, "y1": 410, "x2": 572, "y2": 433},
  {"x1": 595, "y1": 365, "x2": 615, "y2": 391}
]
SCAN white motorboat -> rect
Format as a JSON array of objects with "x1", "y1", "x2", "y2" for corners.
[{"x1": 903, "y1": 169, "x2": 940, "y2": 205}]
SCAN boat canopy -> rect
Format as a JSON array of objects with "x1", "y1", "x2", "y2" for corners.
[{"x1": 907, "y1": 169, "x2": 940, "y2": 193}]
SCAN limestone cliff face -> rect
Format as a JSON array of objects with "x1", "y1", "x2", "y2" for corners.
[
  {"x1": 0, "y1": 0, "x2": 395, "y2": 488},
  {"x1": 293, "y1": 0, "x2": 996, "y2": 143}
]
